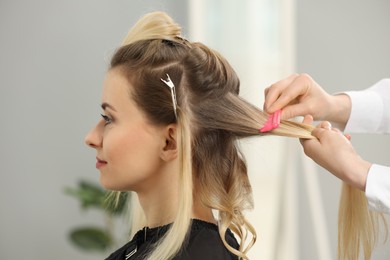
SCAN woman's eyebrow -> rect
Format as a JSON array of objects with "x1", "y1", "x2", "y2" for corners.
[{"x1": 101, "y1": 102, "x2": 117, "y2": 111}]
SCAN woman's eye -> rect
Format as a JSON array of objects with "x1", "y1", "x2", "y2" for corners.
[{"x1": 100, "y1": 114, "x2": 112, "y2": 125}]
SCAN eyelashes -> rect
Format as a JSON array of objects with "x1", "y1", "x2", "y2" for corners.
[{"x1": 100, "y1": 114, "x2": 112, "y2": 125}]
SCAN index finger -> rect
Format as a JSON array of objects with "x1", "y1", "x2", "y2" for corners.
[
  {"x1": 265, "y1": 74, "x2": 312, "y2": 113},
  {"x1": 264, "y1": 74, "x2": 299, "y2": 111}
]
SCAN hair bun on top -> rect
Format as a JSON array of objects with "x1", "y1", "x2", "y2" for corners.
[{"x1": 121, "y1": 11, "x2": 183, "y2": 46}]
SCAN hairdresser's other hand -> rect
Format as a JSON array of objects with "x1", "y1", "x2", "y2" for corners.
[
  {"x1": 299, "y1": 116, "x2": 371, "y2": 191},
  {"x1": 264, "y1": 74, "x2": 351, "y2": 130}
]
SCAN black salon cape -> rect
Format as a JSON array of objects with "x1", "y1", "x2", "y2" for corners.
[{"x1": 105, "y1": 219, "x2": 239, "y2": 260}]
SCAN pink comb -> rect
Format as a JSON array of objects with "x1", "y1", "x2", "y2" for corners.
[{"x1": 260, "y1": 110, "x2": 282, "y2": 133}]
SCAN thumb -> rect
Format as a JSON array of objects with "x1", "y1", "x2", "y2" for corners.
[
  {"x1": 299, "y1": 115, "x2": 314, "y2": 144},
  {"x1": 302, "y1": 114, "x2": 313, "y2": 124}
]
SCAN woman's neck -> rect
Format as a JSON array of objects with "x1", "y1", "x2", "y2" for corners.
[
  {"x1": 192, "y1": 194, "x2": 217, "y2": 225},
  {"x1": 137, "y1": 191, "x2": 216, "y2": 228},
  {"x1": 136, "y1": 175, "x2": 216, "y2": 228},
  {"x1": 136, "y1": 171, "x2": 179, "y2": 228}
]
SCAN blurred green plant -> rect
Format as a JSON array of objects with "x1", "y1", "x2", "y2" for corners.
[{"x1": 65, "y1": 180, "x2": 129, "y2": 251}]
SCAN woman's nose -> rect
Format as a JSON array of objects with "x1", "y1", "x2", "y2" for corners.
[{"x1": 84, "y1": 124, "x2": 102, "y2": 148}]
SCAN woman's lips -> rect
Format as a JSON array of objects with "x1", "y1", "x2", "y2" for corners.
[{"x1": 96, "y1": 157, "x2": 107, "y2": 169}]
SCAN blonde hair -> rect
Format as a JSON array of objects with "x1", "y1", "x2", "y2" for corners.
[
  {"x1": 338, "y1": 184, "x2": 387, "y2": 260},
  {"x1": 108, "y1": 11, "x2": 386, "y2": 260}
]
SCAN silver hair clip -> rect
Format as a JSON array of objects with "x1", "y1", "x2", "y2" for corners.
[{"x1": 161, "y1": 73, "x2": 178, "y2": 119}]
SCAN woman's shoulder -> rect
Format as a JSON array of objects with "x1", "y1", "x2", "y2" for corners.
[{"x1": 175, "y1": 219, "x2": 239, "y2": 260}]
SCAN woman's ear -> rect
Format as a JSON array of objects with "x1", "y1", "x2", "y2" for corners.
[{"x1": 160, "y1": 124, "x2": 178, "y2": 161}]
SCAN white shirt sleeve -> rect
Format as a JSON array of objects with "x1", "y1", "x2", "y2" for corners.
[
  {"x1": 365, "y1": 164, "x2": 390, "y2": 214},
  {"x1": 344, "y1": 78, "x2": 390, "y2": 134},
  {"x1": 343, "y1": 79, "x2": 390, "y2": 213}
]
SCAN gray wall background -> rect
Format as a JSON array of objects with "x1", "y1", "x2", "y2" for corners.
[
  {"x1": 296, "y1": 0, "x2": 390, "y2": 259},
  {"x1": 0, "y1": 0, "x2": 389, "y2": 259}
]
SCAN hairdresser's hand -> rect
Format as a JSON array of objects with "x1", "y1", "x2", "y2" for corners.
[
  {"x1": 300, "y1": 116, "x2": 371, "y2": 191},
  {"x1": 264, "y1": 74, "x2": 351, "y2": 130}
]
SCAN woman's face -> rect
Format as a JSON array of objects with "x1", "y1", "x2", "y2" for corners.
[{"x1": 85, "y1": 68, "x2": 166, "y2": 192}]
